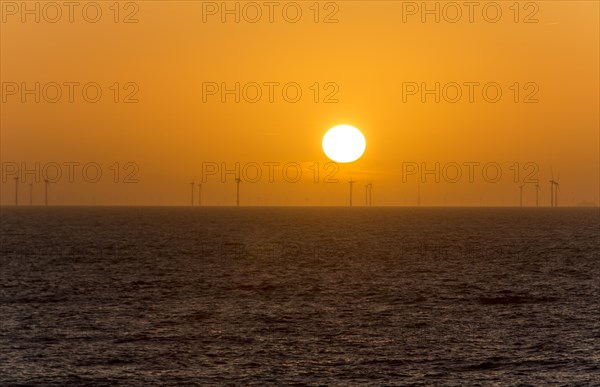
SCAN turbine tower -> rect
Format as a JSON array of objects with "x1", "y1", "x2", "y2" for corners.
[
  {"x1": 190, "y1": 182, "x2": 195, "y2": 206},
  {"x1": 549, "y1": 169, "x2": 561, "y2": 207},
  {"x1": 348, "y1": 178, "x2": 355, "y2": 207},
  {"x1": 44, "y1": 179, "x2": 49, "y2": 206},
  {"x1": 13, "y1": 176, "x2": 19, "y2": 206},
  {"x1": 553, "y1": 177, "x2": 560, "y2": 207},
  {"x1": 364, "y1": 182, "x2": 372, "y2": 207},
  {"x1": 519, "y1": 184, "x2": 524, "y2": 207},
  {"x1": 235, "y1": 175, "x2": 241, "y2": 207},
  {"x1": 29, "y1": 183, "x2": 33, "y2": 206},
  {"x1": 535, "y1": 184, "x2": 541, "y2": 207},
  {"x1": 417, "y1": 183, "x2": 421, "y2": 207}
]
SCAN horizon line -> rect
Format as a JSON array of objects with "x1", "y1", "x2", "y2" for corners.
[{"x1": 1, "y1": 205, "x2": 599, "y2": 209}]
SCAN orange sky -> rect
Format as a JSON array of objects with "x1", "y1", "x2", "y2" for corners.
[{"x1": 1, "y1": 1, "x2": 598, "y2": 206}]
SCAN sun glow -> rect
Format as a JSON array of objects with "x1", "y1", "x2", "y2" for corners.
[{"x1": 322, "y1": 125, "x2": 367, "y2": 163}]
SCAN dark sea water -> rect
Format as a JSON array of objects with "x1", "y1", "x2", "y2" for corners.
[{"x1": 1, "y1": 207, "x2": 599, "y2": 385}]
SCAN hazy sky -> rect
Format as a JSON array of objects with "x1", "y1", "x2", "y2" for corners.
[{"x1": 1, "y1": 1, "x2": 598, "y2": 206}]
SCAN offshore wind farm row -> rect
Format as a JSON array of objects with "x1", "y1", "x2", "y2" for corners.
[
  {"x1": 4, "y1": 173, "x2": 566, "y2": 208},
  {"x1": 183, "y1": 175, "x2": 564, "y2": 208}
]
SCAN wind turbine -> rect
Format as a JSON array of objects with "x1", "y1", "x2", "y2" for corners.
[
  {"x1": 235, "y1": 175, "x2": 241, "y2": 207},
  {"x1": 519, "y1": 184, "x2": 524, "y2": 207},
  {"x1": 190, "y1": 182, "x2": 195, "y2": 206},
  {"x1": 549, "y1": 169, "x2": 561, "y2": 207},
  {"x1": 364, "y1": 182, "x2": 372, "y2": 207},
  {"x1": 29, "y1": 183, "x2": 33, "y2": 206},
  {"x1": 535, "y1": 183, "x2": 541, "y2": 207},
  {"x1": 554, "y1": 174, "x2": 560, "y2": 207},
  {"x1": 417, "y1": 182, "x2": 421, "y2": 207},
  {"x1": 549, "y1": 169, "x2": 556, "y2": 207},
  {"x1": 13, "y1": 176, "x2": 19, "y2": 206},
  {"x1": 44, "y1": 179, "x2": 49, "y2": 206},
  {"x1": 348, "y1": 178, "x2": 355, "y2": 207}
]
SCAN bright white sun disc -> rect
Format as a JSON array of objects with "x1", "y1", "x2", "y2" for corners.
[{"x1": 322, "y1": 125, "x2": 366, "y2": 163}]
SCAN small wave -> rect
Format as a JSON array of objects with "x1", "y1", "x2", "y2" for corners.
[
  {"x1": 462, "y1": 361, "x2": 506, "y2": 371},
  {"x1": 3, "y1": 295, "x2": 69, "y2": 304},
  {"x1": 359, "y1": 358, "x2": 406, "y2": 367},
  {"x1": 478, "y1": 295, "x2": 558, "y2": 305},
  {"x1": 234, "y1": 283, "x2": 280, "y2": 293}
]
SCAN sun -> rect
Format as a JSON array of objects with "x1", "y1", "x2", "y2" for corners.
[{"x1": 322, "y1": 125, "x2": 366, "y2": 163}]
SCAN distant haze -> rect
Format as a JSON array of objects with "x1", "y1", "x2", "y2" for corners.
[{"x1": 1, "y1": 2, "x2": 598, "y2": 206}]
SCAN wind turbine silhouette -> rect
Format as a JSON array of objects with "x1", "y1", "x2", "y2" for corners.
[
  {"x1": 235, "y1": 174, "x2": 241, "y2": 207},
  {"x1": 554, "y1": 173, "x2": 560, "y2": 207},
  {"x1": 549, "y1": 169, "x2": 560, "y2": 207},
  {"x1": 13, "y1": 176, "x2": 19, "y2": 206},
  {"x1": 190, "y1": 182, "x2": 195, "y2": 206},
  {"x1": 535, "y1": 183, "x2": 541, "y2": 207},
  {"x1": 29, "y1": 183, "x2": 33, "y2": 206},
  {"x1": 348, "y1": 176, "x2": 355, "y2": 207},
  {"x1": 549, "y1": 169, "x2": 556, "y2": 207},
  {"x1": 44, "y1": 179, "x2": 49, "y2": 206},
  {"x1": 519, "y1": 183, "x2": 525, "y2": 207},
  {"x1": 364, "y1": 182, "x2": 372, "y2": 207}
]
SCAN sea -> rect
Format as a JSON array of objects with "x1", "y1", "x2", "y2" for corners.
[{"x1": 1, "y1": 207, "x2": 599, "y2": 385}]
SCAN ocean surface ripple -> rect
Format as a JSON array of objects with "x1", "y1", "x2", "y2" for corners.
[{"x1": 1, "y1": 207, "x2": 599, "y2": 385}]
